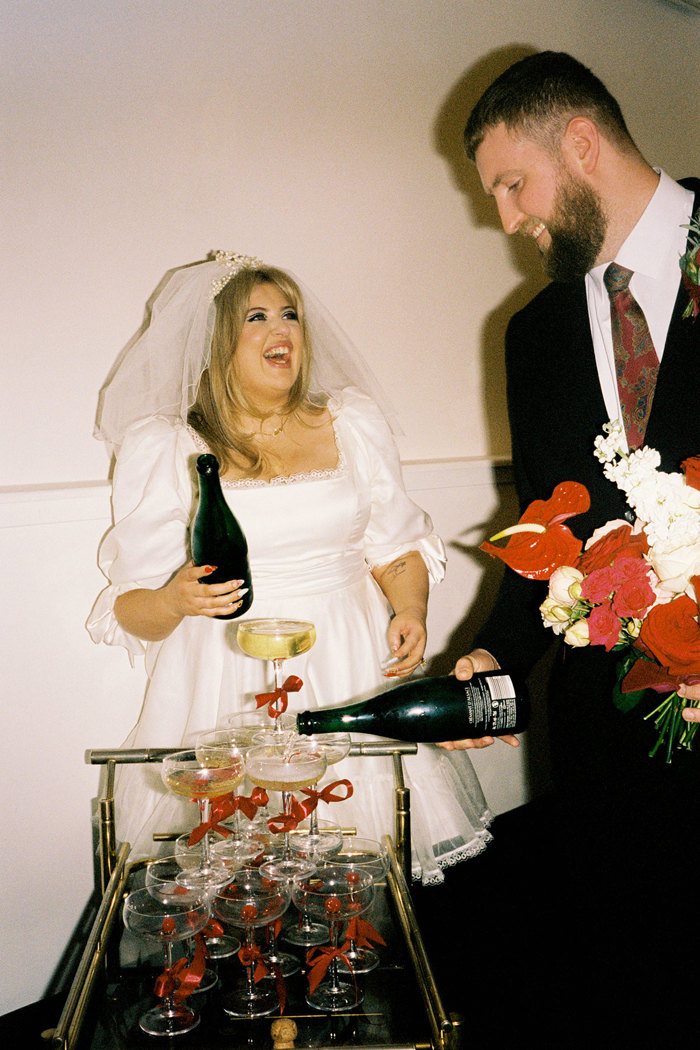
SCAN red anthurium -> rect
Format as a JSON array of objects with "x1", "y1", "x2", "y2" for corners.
[
  {"x1": 682, "y1": 455, "x2": 700, "y2": 492},
  {"x1": 480, "y1": 482, "x2": 590, "y2": 580}
]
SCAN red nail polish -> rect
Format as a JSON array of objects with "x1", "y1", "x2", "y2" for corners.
[{"x1": 202, "y1": 565, "x2": 217, "y2": 575}]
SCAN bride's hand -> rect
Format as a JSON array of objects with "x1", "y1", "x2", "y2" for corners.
[
  {"x1": 384, "y1": 607, "x2": 427, "y2": 677},
  {"x1": 163, "y1": 562, "x2": 248, "y2": 619}
]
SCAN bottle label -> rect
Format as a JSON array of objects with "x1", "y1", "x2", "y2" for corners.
[{"x1": 465, "y1": 674, "x2": 518, "y2": 733}]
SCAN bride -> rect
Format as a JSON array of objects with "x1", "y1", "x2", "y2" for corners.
[{"x1": 88, "y1": 251, "x2": 492, "y2": 883}]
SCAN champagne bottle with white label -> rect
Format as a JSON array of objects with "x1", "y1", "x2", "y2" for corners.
[
  {"x1": 191, "y1": 453, "x2": 253, "y2": 620},
  {"x1": 296, "y1": 671, "x2": 528, "y2": 742}
]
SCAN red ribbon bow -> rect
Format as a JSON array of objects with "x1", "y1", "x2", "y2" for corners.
[
  {"x1": 267, "y1": 779, "x2": 354, "y2": 833},
  {"x1": 344, "y1": 915, "x2": 386, "y2": 949},
  {"x1": 188, "y1": 787, "x2": 269, "y2": 846},
  {"x1": 238, "y1": 942, "x2": 286, "y2": 1013},
  {"x1": 255, "y1": 675, "x2": 304, "y2": 718},
  {"x1": 298, "y1": 778, "x2": 354, "y2": 814},
  {"x1": 306, "y1": 944, "x2": 357, "y2": 995},
  {"x1": 153, "y1": 936, "x2": 207, "y2": 1003}
]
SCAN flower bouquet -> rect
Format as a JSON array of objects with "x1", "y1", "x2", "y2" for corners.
[{"x1": 482, "y1": 420, "x2": 700, "y2": 762}]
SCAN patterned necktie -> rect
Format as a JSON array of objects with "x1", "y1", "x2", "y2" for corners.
[{"x1": 603, "y1": 262, "x2": 659, "y2": 450}]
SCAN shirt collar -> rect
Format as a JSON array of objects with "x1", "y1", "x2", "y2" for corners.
[{"x1": 589, "y1": 169, "x2": 692, "y2": 287}]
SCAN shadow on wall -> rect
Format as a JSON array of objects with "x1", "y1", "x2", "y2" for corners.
[
  {"x1": 431, "y1": 43, "x2": 550, "y2": 460},
  {"x1": 426, "y1": 464, "x2": 555, "y2": 802}
]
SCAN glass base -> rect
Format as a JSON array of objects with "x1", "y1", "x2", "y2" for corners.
[
  {"x1": 264, "y1": 948, "x2": 300, "y2": 977},
  {"x1": 259, "y1": 856, "x2": 314, "y2": 881},
  {"x1": 138, "y1": 1003, "x2": 199, "y2": 1036},
  {"x1": 339, "y1": 946, "x2": 379, "y2": 974},
  {"x1": 191, "y1": 966, "x2": 218, "y2": 993},
  {"x1": 289, "y1": 819, "x2": 343, "y2": 859},
  {"x1": 205, "y1": 933, "x2": 241, "y2": 959},
  {"x1": 176, "y1": 864, "x2": 233, "y2": 893},
  {"x1": 283, "y1": 919, "x2": 329, "y2": 947},
  {"x1": 306, "y1": 980, "x2": 363, "y2": 1013},
  {"x1": 221, "y1": 982, "x2": 279, "y2": 1019}
]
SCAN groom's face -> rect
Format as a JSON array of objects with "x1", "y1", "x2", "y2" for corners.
[{"x1": 475, "y1": 121, "x2": 607, "y2": 281}]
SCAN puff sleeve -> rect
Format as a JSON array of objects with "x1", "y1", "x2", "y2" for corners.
[
  {"x1": 86, "y1": 417, "x2": 196, "y2": 657},
  {"x1": 333, "y1": 388, "x2": 446, "y2": 586}
]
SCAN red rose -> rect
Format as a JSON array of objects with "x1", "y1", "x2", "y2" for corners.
[
  {"x1": 682, "y1": 455, "x2": 700, "y2": 493},
  {"x1": 587, "y1": 601, "x2": 622, "y2": 651},
  {"x1": 638, "y1": 594, "x2": 700, "y2": 676},
  {"x1": 577, "y1": 524, "x2": 648, "y2": 575},
  {"x1": 581, "y1": 566, "x2": 616, "y2": 603},
  {"x1": 611, "y1": 576, "x2": 656, "y2": 619}
]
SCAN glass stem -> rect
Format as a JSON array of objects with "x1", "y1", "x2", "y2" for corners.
[
  {"x1": 198, "y1": 798, "x2": 212, "y2": 870},
  {"x1": 272, "y1": 658, "x2": 284, "y2": 736},
  {"x1": 281, "y1": 790, "x2": 292, "y2": 856},
  {"x1": 161, "y1": 941, "x2": 176, "y2": 1013},
  {"x1": 244, "y1": 927, "x2": 255, "y2": 1001},
  {"x1": 328, "y1": 920, "x2": 340, "y2": 989}
]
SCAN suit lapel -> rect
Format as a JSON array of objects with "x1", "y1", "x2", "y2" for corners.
[{"x1": 645, "y1": 180, "x2": 700, "y2": 455}]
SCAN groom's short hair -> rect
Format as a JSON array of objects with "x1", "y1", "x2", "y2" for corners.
[{"x1": 464, "y1": 50, "x2": 636, "y2": 160}]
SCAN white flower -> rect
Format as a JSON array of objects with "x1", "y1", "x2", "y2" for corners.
[
  {"x1": 625, "y1": 618, "x2": 642, "y2": 640},
  {"x1": 540, "y1": 597, "x2": 574, "y2": 634},
  {"x1": 548, "y1": 565, "x2": 584, "y2": 606},
  {"x1": 649, "y1": 542, "x2": 700, "y2": 597},
  {"x1": 583, "y1": 519, "x2": 636, "y2": 550},
  {"x1": 564, "y1": 620, "x2": 590, "y2": 647},
  {"x1": 594, "y1": 420, "x2": 626, "y2": 464}
]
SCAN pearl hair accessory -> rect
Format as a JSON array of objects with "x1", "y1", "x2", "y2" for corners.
[{"x1": 208, "y1": 250, "x2": 264, "y2": 301}]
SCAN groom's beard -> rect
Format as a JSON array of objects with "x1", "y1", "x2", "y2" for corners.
[{"x1": 542, "y1": 172, "x2": 607, "y2": 282}]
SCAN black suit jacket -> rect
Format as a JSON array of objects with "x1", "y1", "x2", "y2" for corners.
[{"x1": 474, "y1": 178, "x2": 700, "y2": 806}]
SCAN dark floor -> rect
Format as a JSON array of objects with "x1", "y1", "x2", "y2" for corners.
[
  {"x1": 411, "y1": 794, "x2": 695, "y2": 1050},
  {"x1": 5, "y1": 796, "x2": 695, "y2": 1049}
]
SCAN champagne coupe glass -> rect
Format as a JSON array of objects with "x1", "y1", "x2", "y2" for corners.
[
  {"x1": 145, "y1": 856, "x2": 220, "y2": 992},
  {"x1": 173, "y1": 834, "x2": 260, "y2": 959},
  {"x1": 161, "y1": 746, "x2": 244, "y2": 891},
  {"x1": 122, "y1": 886, "x2": 210, "y2": 1036},
  {"x1": 245, "y1": 741, "x2": 327, "y2": 880},
  {"x1": 257, "y1": 851, "x2": 316, "y2": 971},
  {"x1": 291, "y1": 731, "x2": 351, "y2": 854},
  {"x1": 236, "y1": 619, "x2": 316, "y2": 736},
  {"x1": 292, "y1": 865, "x2": 374, "y2": 1013},
  {"x1": 194, "y1": 729, "x2": 251, "y2": 841},
  {"x1": 325, "y1": 837, "x2": 389, "y2": 974},
  {"x1": 223, "y1": 711, "x2": 296, "y2": 835},
  {"x1": 285, "y1": 822, "x2": 343, "y2": 948},
  {"x1": 214, "y1": 869, "x2": 291, "y2": 1018}
]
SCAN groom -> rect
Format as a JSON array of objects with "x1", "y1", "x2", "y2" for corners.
[{"x1": 445, "y1": 50, "x2": 700, "y2": 1036}]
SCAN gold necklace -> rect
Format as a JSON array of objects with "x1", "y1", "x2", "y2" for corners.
[{"x1": 259, "y1": 413, "x2": 289, "y2": 438}]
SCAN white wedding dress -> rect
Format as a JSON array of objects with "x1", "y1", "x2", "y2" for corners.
[{"x1": 88, "y1": 388, "x2": 492, "y2": 883}]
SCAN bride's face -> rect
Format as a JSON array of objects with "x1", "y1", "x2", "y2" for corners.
[{"x1": 232, "y1": 282, "x2": 304, "y2": 406}]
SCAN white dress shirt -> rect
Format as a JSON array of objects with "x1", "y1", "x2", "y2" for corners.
[{"x1": 586, "y1": 169, "x2": 694, "y2": 443}]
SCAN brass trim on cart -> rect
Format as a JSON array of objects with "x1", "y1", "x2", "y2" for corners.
[
  {"x1": 51, "y1": 842, "x2": 131, "y2": 1050},
  {"x1": 86, "y1": 742, "x2": 419, "y2": 884},
  {"x1": 383, "y1": 836, "x2": 459, "y2": 1050}
]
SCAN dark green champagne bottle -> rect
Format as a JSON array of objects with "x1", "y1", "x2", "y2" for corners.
[
  {"x1": 191, "y1": 453, "x2": 253, "y2": 620},
  {"x1": 296, "y1": 671, "x2": 528, "y2": 742}
]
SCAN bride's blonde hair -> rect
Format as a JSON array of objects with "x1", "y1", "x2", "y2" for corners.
[{"x1": 189, "y1": 266, "x2": 324, "y2": 476}]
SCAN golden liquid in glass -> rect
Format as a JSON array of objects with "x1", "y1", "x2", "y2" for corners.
[
  {"x1": 237, "y1": 620, "x2": 316, "y2": 661},
  {"x1": 164, "y1": 766, "x2": 244, "y2": 799}
]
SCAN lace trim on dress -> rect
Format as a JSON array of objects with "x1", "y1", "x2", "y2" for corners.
[
  {"x1": 412, "y1": 830, "x2": 494, "y2": 885},
  {"x1": 185, "y1": 421, "x2": 347, "y2": 489}
]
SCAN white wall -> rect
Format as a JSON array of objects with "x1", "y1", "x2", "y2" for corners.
[{"x1": 2, "y1": 0, "x2": 699, "y2": 1017}]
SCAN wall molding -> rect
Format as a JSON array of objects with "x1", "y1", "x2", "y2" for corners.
[{"x1": 0, "y1": 458, "x2": 514, "y2": 529}]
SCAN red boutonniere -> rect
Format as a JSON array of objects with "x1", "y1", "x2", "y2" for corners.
[{"x1": 680, "y1": 209, "x2": 700, "y2": 322}]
